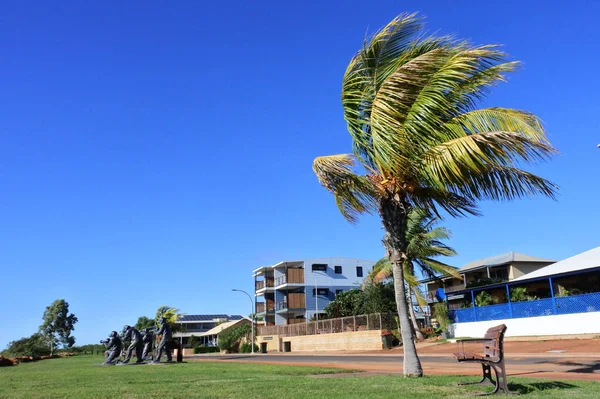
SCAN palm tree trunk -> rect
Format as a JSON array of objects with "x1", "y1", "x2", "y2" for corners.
[
  {"x1": 408, "y1": 287, "x2": 425, "y2": 341},
  {"x1": 391, "y1": 256, "x2": 423, "y2": 376},
  {"x1": 381, "y1": 197, "x2": 423, "y2": 377}
]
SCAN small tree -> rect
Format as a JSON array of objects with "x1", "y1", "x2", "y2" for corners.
[
  {"x1": 323, "y1": 289, "x2": 365, "y2": 318},
  {"x1": 135, "y1": 316, "x2": 155, "y2": 331},
  {"x1": 39, "y1": 299, "x2": 78, "y2": 355}
]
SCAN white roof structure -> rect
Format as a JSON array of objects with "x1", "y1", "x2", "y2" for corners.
[
  {"x1": 512, "y1": 246, "x2": 600, "y2": 281},
  {"x1": 198, "y1": 317, "x2": 252, "y2": 337}
]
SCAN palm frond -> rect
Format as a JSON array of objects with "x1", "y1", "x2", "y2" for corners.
[{"x1": 313, "y1": 154, "x2": 378, "y2": 223}]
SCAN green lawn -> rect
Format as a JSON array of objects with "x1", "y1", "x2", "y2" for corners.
[{"x1": 0, "y1": 356, "x2": 597, "y2": 398}]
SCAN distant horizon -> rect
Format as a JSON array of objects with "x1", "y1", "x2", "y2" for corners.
[{"x1": 2, "y1": 0, "x2": 599, "y2": 349}]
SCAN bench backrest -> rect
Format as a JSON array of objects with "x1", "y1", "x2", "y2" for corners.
[{"x1": 482, "y1": 324, "x2": 507, "y2": 361}]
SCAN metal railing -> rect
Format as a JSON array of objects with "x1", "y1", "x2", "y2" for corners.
[
  {"x1": 451, "y1": 291, "x2": 600, "y2": 323},
  {"x1": 257, "y1": 313, "x2": 397, "y2": 337}
]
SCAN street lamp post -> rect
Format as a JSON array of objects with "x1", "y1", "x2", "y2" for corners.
[{"x1": 231, "y1": 288, "x2": 255, "y2": 354}]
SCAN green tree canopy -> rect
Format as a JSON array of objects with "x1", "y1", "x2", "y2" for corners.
[
  {"x1": 323, "y1": 283, "x2": 397, "y2": 319},
  {"x1": 39, "y1": 299, "x2": 78, "y2": 355},
  {"x1": 135, "y1": 316, "x2": 155, "y2": 331}
]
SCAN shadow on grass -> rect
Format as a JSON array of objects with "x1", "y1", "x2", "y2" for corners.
[{"x1": 509, "y1": 381, "x2": 578, "y2": 395}]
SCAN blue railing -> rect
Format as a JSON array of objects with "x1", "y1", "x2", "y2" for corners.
[{"x1": 450, "y1": 291, "x2": 600, "y2": 324}]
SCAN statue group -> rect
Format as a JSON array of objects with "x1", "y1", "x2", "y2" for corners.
[{"x1": 100, "y1": 317, "x2": 174, "y2": 365}]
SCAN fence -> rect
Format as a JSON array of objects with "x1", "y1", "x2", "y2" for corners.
[
  {"x1": 258, "y1": 313, "x2": 397, "y2": 337},
  {"x1": 451, "y1": 291, "x2": 600, "y2": 323}
]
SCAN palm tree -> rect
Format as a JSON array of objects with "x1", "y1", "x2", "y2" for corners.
[
  {"x1": 155, "y1": 305, "x2": 184, "y2": 334},
  {"x1": 365, "y1": 208, "x2": 459, "y2": 341},
  {"x1": 312, "y1": 13, "x2": 557, "y2": 376}
]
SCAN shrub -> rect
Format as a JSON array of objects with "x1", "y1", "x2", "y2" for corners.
[
  {"x1": 474, "y1": 291, "x2": 497, "y2": 307},
  {"x1": 239, "y1": 343, "x2": 259, "y2": 353},
  {"x1": 2, "y1": 334, "x2": 51, "y2": 358},
  {"x1": 433, "y1": 303, "x2": 451, "y2": 333},
  {"x1": 187, "y1": 335, "x2": 202, "y2": 348},
  {"x1": 218, "y1": 324, "x2": 253, "y2": 353},
  {"x1": 509, "y1": 287, "x2": 538, "y2": 302},
  {"x1": 193, "y1": 346, "x2": 220, "y2": 354}
]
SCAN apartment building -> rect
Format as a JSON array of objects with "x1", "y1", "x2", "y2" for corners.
[{"x1": 253, "y1": 257, "x2": 376, "y2": 326}]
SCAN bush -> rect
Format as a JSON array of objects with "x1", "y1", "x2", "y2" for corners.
[
  {"x1": 433, "y1": 303, "x2": 451, "y2": 333},
  {"x1": 218, "y1": 324, "x2": 253, "y2": 353},
  {"x1": 187, "y1": 335, "x2": 202, "y2": 348},
  {"x1": 239, "y1": 343, "x2": 259, "y2": 353},
  {"x1": 2, "y1": 334, "x2": 51, "y2": 358},
  {"x1": 193, "y1": 346, "x2": 220, "y2": 354}
]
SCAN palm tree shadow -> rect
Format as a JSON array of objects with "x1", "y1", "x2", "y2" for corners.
[
  {"x1": 534, "y1": 360, "x2": 600, "y2": 374},
  {"x1": 508, "y1": 381, "x2": 578, "y2": 395}
]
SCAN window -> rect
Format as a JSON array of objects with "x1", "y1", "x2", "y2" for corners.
[
  {"x1": 312, "y1": 288, "x2": 329, "y2": 296},
  {"x1": 356, "y1": 266, "x2": 363, "y2": 277},
  {"x1": 334, "y1": 265, "x2": 342, "y2": 274},
  {"x1": 312, "y1": 263, "x2": 327, "y2": 272},
  {"x1": 336, "y1": 289, "x2": 343, "y2": 296}
]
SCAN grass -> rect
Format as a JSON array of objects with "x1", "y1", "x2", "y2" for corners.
[{"x1": 0, "y1": 356, "x2": 598, "y2": 398}]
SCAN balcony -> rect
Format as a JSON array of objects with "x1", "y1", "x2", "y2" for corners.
[
  {"x1": 274, "y1": 268, "x2": 305, "y2": 287},
  {"x1": 255, "y1": 278, "x2": 275, "y2": 291},
  {"x1": 275, "y1": 293, "x2": 306, "y2": 311},
  {"x1": 427, "y1": 285, "x2": 466, "y2": 302},
  {"x1": 256, "y1": 302, "x2": 265, "y2": 313}
]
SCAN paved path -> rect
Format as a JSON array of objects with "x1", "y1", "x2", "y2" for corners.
[{"x1": 187, "y1": 353, "x2": 600, "y2": 381}]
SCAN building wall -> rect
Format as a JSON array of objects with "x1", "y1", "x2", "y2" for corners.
[
  {"x1": 452, "y1": 311, "x2": 600, "y2": 338},
  {"x1": 283, "y1": 330, "x2": 383, "y2": 352},
  {"x1": 509, "y1": 262, "x2": 553, "y2": 280},
  {"x1": 256, "y1": 334, "x2": 281, "y2": 352}
]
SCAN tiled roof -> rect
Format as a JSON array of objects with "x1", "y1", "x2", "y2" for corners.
[
  {"x1": 178, "y1": 314, "x2": 243, "y2": 322},
  {"x1": 459, "y1": 252, "x2": 555, "y2": 272}
]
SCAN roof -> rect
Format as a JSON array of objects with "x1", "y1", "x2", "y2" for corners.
[
  {"x1": 198, "y1": 317, "x2": 252, "y2": 337},
  {"x1": 459, "y1": 251, "x2": 555, "y2": 272},
  {"x1": 512, "y1": 246, "x2": 600, "y2": 281},
  {"x1": 177, "y1": 314, "x2": 243, "y2": 322}
]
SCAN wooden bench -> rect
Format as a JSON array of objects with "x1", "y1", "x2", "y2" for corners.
[{"x1": 453, "y1": 324, "x2": 514, "y2": 395}]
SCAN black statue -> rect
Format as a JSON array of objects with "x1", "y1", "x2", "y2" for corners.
[
  {"x1": 153, "y1": 317, "x2": 172, "y2": 363},
  {"x1": 100, "y1": 331, "x2": 122, "y2": 365},
  {"x1": 121, "y1": 325, "x2": 144, "y2": 364},
  {"x1": 141, "y1": 327, "x2": 155, "y2": 361}
]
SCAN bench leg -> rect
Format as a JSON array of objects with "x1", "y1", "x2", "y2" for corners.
[
  {"x1": 458, "y1": 364, "x2": 495, "y2": 387},
  {"x1": 490, "y1": 360, "x2": 516, "y2": 395}
]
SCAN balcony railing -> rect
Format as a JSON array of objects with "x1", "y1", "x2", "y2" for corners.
[{"x1": 256, "y1": 302, "x2": 265, "y2": 313}]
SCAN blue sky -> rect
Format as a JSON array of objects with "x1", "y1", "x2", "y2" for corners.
[{"x1": 1, "y1": 0, "x2": 599, "y2": 348}]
